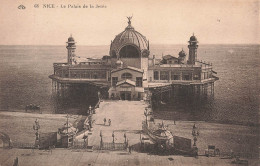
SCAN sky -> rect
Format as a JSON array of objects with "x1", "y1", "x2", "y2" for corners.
[{"x1": 0, "y1": 0, "x2": 259, "y2": 45}]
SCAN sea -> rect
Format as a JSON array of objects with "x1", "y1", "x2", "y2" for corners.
[{"x1": 0, "y1": 44, "x2": 259, "y2": 125}]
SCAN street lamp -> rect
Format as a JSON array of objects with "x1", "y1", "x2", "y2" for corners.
[
  {"x1": 100, "y1": 131, "x2": 103, "y2": 149},
  {"x1": 112, "y1": 131, "x2": 115, "y2": 144},
  {"x1": 144, "y1": 108, "x2": 149, "y2": 124},
  {"x1": 124, "y1": 133, "x2": 127, "y2": 144},
  {"x1": 192, "y1": 124, "x2": 199, "y2": 147},
  {"x1": 33, "y1": 119, "x2": 40, "y2": 141},
  {"x1": 66, "y1": 114, "x2": 69, "y2": 135}
]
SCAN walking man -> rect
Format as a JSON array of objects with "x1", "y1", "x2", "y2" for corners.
[
  {"x1": 13, "y1": 157, "x2": 18, "y2": 166},
  {"x1": 128, "y1": 145, "x2": 132, "y2": 154},
  {"x1": 108, "y1": 119, "x2": 111, "y2": 126},
  {"x1": 104, "y1": 118, "x2": 106, "y2": 125}
]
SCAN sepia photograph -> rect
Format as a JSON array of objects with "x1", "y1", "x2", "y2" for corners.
[{"x1": 0, "y1": 0, "x2": 259, "y2": 165}]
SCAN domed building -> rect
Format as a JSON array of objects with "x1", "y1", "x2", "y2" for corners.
[
  {"x1": 110, "y1": 17, "x2": 149, "y2": 60},
  {"x1": 49, "y1": 17, "x2": 218, "y2": 101}
]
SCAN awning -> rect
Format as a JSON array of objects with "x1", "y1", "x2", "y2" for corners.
[{"x1": 116, "y1": 79, "x2": 136, "y2": 87}]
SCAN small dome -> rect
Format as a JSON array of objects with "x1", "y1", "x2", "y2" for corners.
[
  {"x1": 189, "y1": 34, "x2": 197, "y2": 42},
  {"x1": 178, "y1": 49, "x2": 186, "y2": 57},
  {"x1": 68, "y1": 36, "x2": 75, "y2": 42}
]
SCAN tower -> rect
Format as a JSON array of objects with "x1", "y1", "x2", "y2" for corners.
[
  {"x1": 66, "y1": 35, "x2": 76, "y2": 65},
  {"x1": 188, "y1": 34, "x2": 198, "y2": 65},
  {"x1": 178, "y1": 49, "x2": 186, "y2": 64}
]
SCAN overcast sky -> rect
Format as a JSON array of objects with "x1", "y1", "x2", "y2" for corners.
[{"x1": 0, "y1": 0, "x2": 259, "y2": 45}]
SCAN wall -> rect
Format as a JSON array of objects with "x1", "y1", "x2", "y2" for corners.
[
  {"x1": 141, "y1": 58, "x2": 148, "y2": 80},
  {"x1": 111, "y1": 68, "x2": 143, "y2": 83},
  {"x1": 148, "y1": 67, "x2": 204, "y2": 82},
  {"x1": 120, "y1": 58, "x2": 141, "y2": 69}
]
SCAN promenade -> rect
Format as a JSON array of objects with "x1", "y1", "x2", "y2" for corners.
[
  {"x1": 86, "y1": 100, "x2": 146, "y2": 147},
  {"x1": 0, "y1": 100, "x2": 258, "y2": 166}
]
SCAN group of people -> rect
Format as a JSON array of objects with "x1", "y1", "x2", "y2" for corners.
[{"x1": 103, "y1": 118, "x2": 111, "y2": 126}]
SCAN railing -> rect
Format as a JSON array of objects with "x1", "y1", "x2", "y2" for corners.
[
  {"x1": 72, "y1": 141, "x2": 127, "y2": 151},
  {"x1": 53, "y1": 63, "x2": 68, "y2": 66},
  {"x1": 158, "y1": 64, "x2": 202, "y2": 68},
  {"x1": 11, "y1": 142, "x2": 35, "y2": 149},
  {"x1": 101, "y1": 142, "x2": 127, "y2": 151},
  {"x1": 71, "y1": 141, "x2": 90, "y2": 149}
]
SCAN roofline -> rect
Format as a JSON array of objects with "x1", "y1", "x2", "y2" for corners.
[
  {"x1": 111, "y1": 66, "x2": 143, "y2": 73},
  {"x1": 116, "y1": 82, "x2": 135, "y2": 87}
]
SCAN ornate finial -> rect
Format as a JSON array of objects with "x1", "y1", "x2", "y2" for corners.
[
  {"x1": 193, "y1": 32, "x2": 194, "y2": 36},
  {"x1": 70, "y1": 34, "x2": 72, "y2": 37},
  {"x1": 127, "y1": 16, "x2": 133, "y2": 25}
]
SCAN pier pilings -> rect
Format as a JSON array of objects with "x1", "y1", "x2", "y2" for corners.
[{"x1": 150, "y1": 82, "x2": 215, "y2": 109}]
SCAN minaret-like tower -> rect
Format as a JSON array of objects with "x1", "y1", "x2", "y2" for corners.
[
  {"x1": 66, "y1": 35, "x2": 76, "y2": 65},
  {"x1": 188, "y1": 34, "x2": 198, "y2": 65}
]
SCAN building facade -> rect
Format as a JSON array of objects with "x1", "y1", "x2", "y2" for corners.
[{"x1": 49, "y1": 17, "x2": 218, "y2": 100}]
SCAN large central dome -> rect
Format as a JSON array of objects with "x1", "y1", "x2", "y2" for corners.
[{"x1": 110, "y1": 17, "x2": 149, "y2": 59}]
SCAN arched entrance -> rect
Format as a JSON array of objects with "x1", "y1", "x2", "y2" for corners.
[{"x1": 120, "y1": 92, "x2": 131, "y2": 100}]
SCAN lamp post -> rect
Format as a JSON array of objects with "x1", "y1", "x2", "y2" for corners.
[
  {"x1": 100, "y1": 131, "x2": 103, "y2": 149},
  {"x1": 192, "y1": 123, "x2": 199, "y2": 147},
  {"x1": 33, "y1": 119, "x2": 40, "y2": 141},
  {"x1": 124, "y1": 133, "x2": 127, "y2": 144},
  {"x1": 112, "y1": 131, "x2": 115, "y2": 144},
  {"x1": 66, "y1": 114, "x2": 69, "y2": 135},
  {"x1": 144, "y1": 108, "x2": 148, "y2": 124}
]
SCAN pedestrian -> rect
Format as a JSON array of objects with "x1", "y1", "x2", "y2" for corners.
[
  {"x1": 108, "y1": 119, "x2": 111, "y2": 126},
  {"x1": 13, "y1": 157, "x2": 18, "y2": 166},
  {"x1": 104, "y1": 118, "x2": 106, "y2": 125},
  {"x1": 193, "y1": 123, "x2": 196, "y2": 129},
  {"x1": 128, "y1": 145, "x2": 132, "y2": 154}
]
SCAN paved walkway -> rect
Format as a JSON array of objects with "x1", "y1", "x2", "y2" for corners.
[{"x1": 84, "y1": 100, "x2": 146, "y2": 147}]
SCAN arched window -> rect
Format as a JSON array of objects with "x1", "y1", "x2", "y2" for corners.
[
  {"x1": 119, "y1": 45, "x2": 140, "y2": 58},
  {"x1": 121, "y1": 73, "x2": 132, "y2": 79}
]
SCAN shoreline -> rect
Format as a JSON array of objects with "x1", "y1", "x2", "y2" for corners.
[{"x1": 1, "y1": 108, "x2": 258, "y2": 127}]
